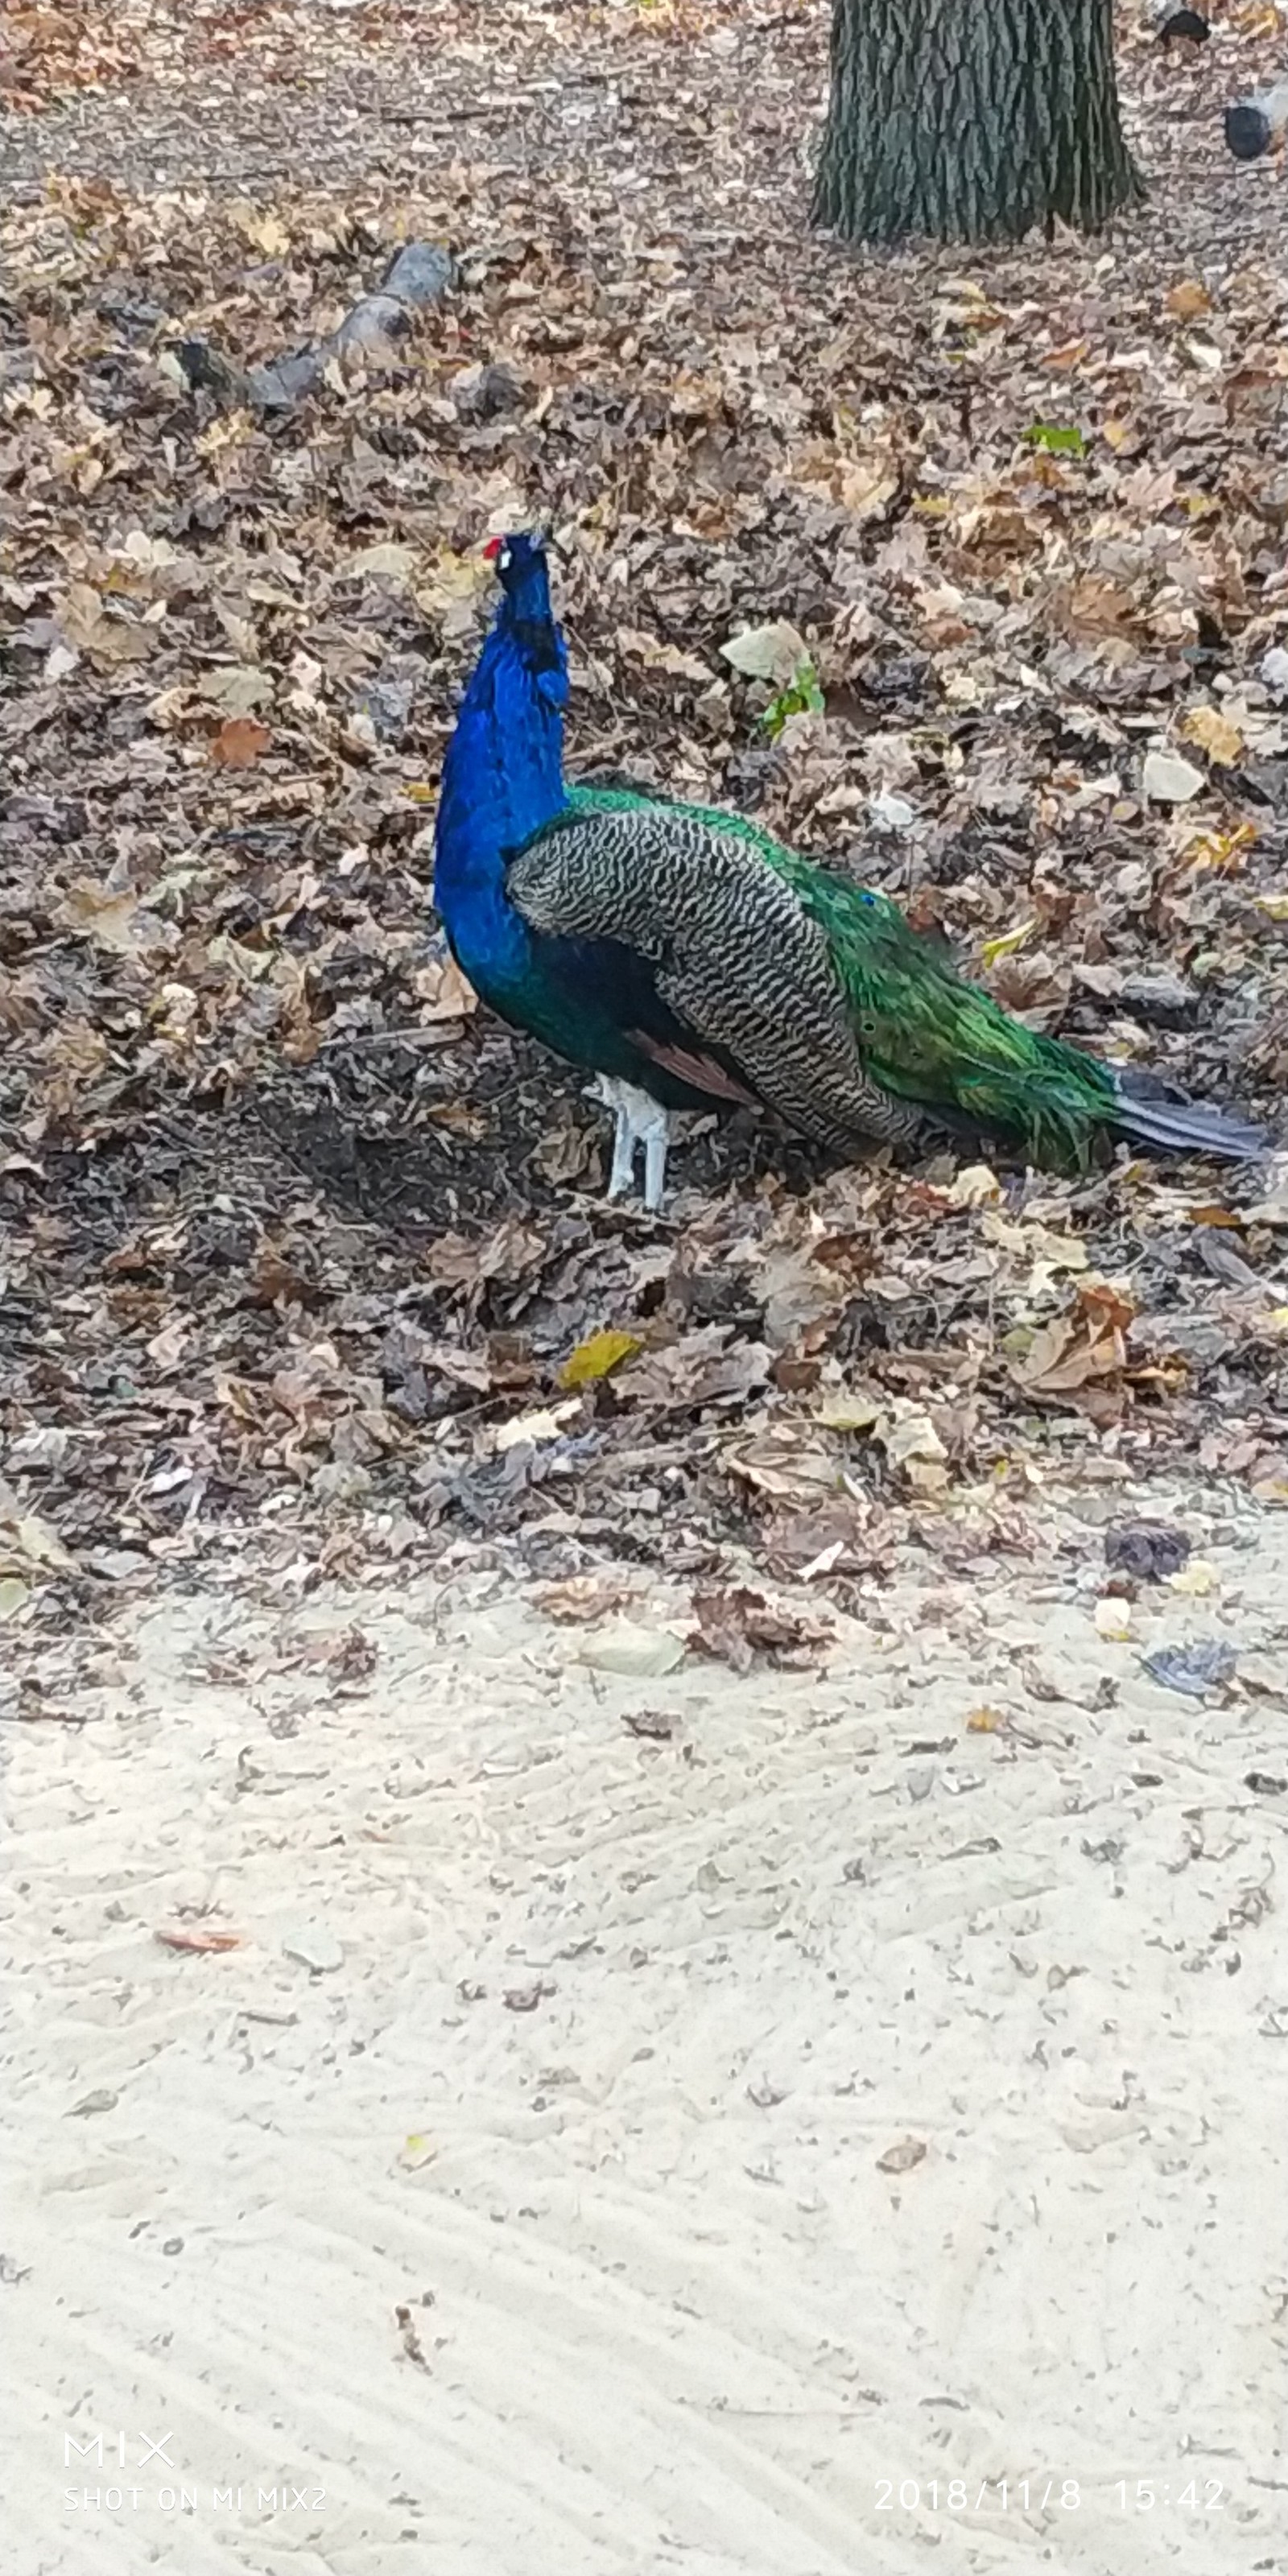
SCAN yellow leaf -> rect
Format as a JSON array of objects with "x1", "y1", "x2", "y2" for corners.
[
  {"x1": 1255, "y1": 891, "x2": 1288, "y2": 921},
  {"x1": 1169, "y1": 1559, "x2": 1218, "y2": 1596},
  {"x1": 559, "y1": 1329, "x2": 643, "y2": 1389},
  {"x1": 1180, "y1": 705, "x2": 1245, "y2": 766},
  {"x1": 403, "y1": 782, "x2": 436, "y2": 804},
  {"x1": 1167, "y1": 279, "x2": 1212, "y2": 320},
  {"x1": 966, "y1": 1705, "x2": 1005, "y2": 1732},
  {"x1": 980, "y1": 918, "x2": 1036, "y2": 969},
  {"x1": 1186, "y1": 820, "x2": 1257, "y2": 872}
]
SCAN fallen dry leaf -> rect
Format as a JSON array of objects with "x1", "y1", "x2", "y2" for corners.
[
  {"x1": 688, "y1": 1585, "x2": 832, "y2": 1675},
  {"x1": 1180, "y1": 705, "x2": 1245, "y2": 767},
  {"x1": 534, "y1": 1573, "x2": 641, "y2": 1623},
  {"x1": 559, "y1": 1327, "x2": 643, "y2": 1388},
  {"x1": 210, "y1": 714, "x2": 272, "y2": 767}
]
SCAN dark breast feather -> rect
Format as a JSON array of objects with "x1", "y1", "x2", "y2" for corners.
[{"x1": 513, "y1": 923, "x2": 767, "y2": 1113}]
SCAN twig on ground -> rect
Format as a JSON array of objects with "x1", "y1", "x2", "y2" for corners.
[{"x1": 175, "y1": 237, "x2": 456, "y2": 411}]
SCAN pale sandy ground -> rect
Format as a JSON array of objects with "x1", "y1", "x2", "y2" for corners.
[{"x1": 3, "y1": 1493, "x2": 1287, "y2": 2576}]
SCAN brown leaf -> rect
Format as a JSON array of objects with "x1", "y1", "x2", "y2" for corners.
[
  {"x1": 534, "y1": 1574, "x2": 641, "y2": 1623},
  {"x1": 1013, "y1": 1278, "x2": 1134, "y2": 1402},
  {"x1": 415, "y1": 955, "x2": 477, "y2": 1022},
  {"x1": 155, "y1": 1927, "x2": 244, "y2": 1953},
  {"x1": 688, "y1": 1585, "x2": 832, "y2": 1675},
  {"x1": 210, "y1": 714, "x2": 272, "y2": 767},
  {"x1": 622, "y1": 1707, "x2": 675, "y2": 1740},
  {"x1": 617, "y1": 1328, "x2": 770, "y2": 1410}
]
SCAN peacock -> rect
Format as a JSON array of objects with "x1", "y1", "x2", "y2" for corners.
[{"x1": 433, "y1": 531, "x2": 1266, "y2": 1211}]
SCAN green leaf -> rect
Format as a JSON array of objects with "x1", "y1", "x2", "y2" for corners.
[
  {"x1": 1023, "y1": 422, "x2": 1086, "y2": 456},
  {"x1": 759, "y1": 657, "x2": 825, "y2": 739}
]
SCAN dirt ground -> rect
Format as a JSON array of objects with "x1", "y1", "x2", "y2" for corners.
[
  {"x1": 4, "y1": 1488, "x2": 1287, "y2": 2576},
  {"x1": 5, "y1": 0, "x2": 1288, "y2": 2568}
]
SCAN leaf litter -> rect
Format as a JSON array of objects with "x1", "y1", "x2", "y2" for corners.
[{"x1": 2, "y1": 0, "x2": 1288, "y2": 1659}]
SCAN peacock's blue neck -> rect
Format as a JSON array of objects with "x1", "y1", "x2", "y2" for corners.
[{"x1": 434, "y1": 569, "x2": 568, "y2": 990}]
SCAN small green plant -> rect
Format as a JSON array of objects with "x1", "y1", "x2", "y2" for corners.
[
  {"x1": 759, "y1": 657, "x2": 825, "y2": 737},
  {"x1": 1023, "y1": 422, "x2": 1086, "y2": 456}
]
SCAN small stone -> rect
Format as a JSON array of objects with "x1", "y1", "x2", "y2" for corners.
[
  {"x1": 67, "y1": 2089, "x2": 118, "y2": 2118},
  {"x1": 283, "y1": 1925, "x2": 344, "y2": 1974},
  {"x1": 503, "y1": 1979, "x2": 546, "y2": 2013},
  {"x1": 1261, "y1": 646, "x2": 1288, "y2": 699},
  {"x1": 1141, "y1": 748, "x2": 1204, "y2": 803},
  {"x1": 577, "y1": 1623, "x2": 686, "y2": 1678},
  {"x1": 1095, "y1": 1598, "x2": 1133, "y2": 1641},
  {"x1": 877, "y1": 2136, "x2": 927, "y2": 2175}
]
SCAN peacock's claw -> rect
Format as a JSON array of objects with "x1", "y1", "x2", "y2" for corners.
[{"x1": 588, "y1": 1076, "x2": 671, "y2": 1213}]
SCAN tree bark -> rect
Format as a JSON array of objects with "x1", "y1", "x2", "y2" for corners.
[{"x1": 813, "y1": 0, "x2": 1145, "y2": 248}]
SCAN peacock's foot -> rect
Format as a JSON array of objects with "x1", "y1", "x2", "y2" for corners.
[{"x1": 588, "y1": 1076, "x2": 671, "y2": 1214}]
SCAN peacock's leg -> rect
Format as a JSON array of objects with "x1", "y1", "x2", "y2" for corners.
[
  {"x1": 634, "y1": 1093, "x2": 671, "y2": 1214},
  {"x1": 588, "y1": 1077, "x2": 671, "y2": 1210},
  {"x1": 606, "y1": 1102, "x2": 636, "y2": 1197}
]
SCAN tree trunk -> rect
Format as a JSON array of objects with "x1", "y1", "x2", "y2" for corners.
[{"x1": 813, "y1": 0, "x2": 1145, "y2": 247}]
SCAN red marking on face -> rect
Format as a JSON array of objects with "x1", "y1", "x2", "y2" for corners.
[{"x1": 482, "y1": 535, "x2": 504, "y2": 561}]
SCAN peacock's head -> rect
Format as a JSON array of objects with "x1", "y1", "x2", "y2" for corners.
[{"x1": 483, "y1": 529, "x2": 549, "y2": 597}]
